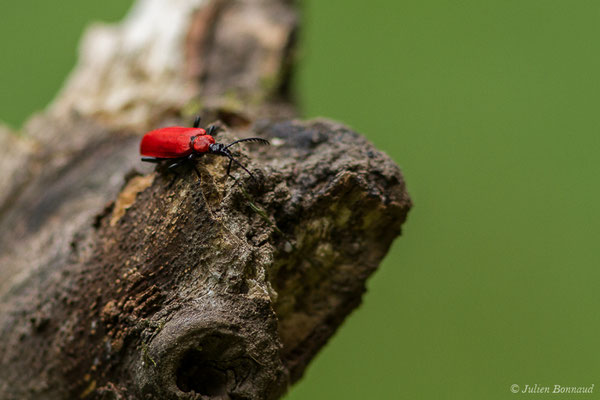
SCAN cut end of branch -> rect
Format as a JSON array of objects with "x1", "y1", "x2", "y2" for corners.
[{"x1": 0, "y1": 1, "x2": 411, "y2": 398}]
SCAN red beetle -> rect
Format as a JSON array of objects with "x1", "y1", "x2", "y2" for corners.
[{"x1": 140, "y1": 116, "x2": 269, "y2": 183}]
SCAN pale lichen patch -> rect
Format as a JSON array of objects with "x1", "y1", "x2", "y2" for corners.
[{"x1": 110, "y1": 174, "x2": 154, "y2": 226}]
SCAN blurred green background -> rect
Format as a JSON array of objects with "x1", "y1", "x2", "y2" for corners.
[{"x1": 1, "y1": 1, "x2": 599, "y2": 399}]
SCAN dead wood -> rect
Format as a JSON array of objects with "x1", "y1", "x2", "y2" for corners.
[{"x1": 0, "y1": 1, "x2": 411, "y2": 399}]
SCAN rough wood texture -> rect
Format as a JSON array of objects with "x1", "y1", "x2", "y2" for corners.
[{"x1": 0, "y1": 1, "x2": 411, "y2": 399}]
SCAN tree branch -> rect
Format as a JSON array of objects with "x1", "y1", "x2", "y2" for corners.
[{"x1": 0, "y1": 1, "x2": 411, "y2": 399}]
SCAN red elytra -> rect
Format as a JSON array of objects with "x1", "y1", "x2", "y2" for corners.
[
  {"x1": 139, "y1": 116, "x2": 270, "y2": 184},
  {"x1": 140, "y1": 127, "x2": 215, "y2": 158}
]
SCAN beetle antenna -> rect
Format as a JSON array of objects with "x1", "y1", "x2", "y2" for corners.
[{"x1": 224, "y1": 138, "x2": 270, "y2": 150}]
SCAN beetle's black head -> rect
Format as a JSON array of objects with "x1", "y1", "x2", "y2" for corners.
[
  {"x1": 208, "y1": 143, "x2": 227, "y2": 154},
  {"x1": 208, "y1": 138, "x2": 270, "y2": 183}
]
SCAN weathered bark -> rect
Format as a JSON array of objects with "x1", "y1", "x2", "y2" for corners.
[{"x1": 0, "y1": 1, "x2": 411, "y2": 399}]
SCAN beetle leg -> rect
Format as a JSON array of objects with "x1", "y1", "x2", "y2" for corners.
[
  {"x1": 206, "y1": 125, "x2": 220, "y2": 136},
  {"x1": 185, "y1": 153, "x2": 203, "y2": 182},
  {"x1": 193, "y1": 115, "x2": 202, "y2": 128},
  {"x1": 164, "y1": 158, "x2": 187, "y2": 188},
  {"x1": 226, "y1": 158, "x2": 233, "y2": 177},
  {"x1": 141, "y1": 157, "x2": 162, "y2": 163},
  {"x1": 167, "y1": 158, "x2": 187, "y2": 170},
  {"x1": 220, "y1": 152, "x2": 258, "y2": 184},
  {"x1": 191, "y1": 165, "x2": 202, "y2": 181},
  {"x1": 167, "y1": 172, "x2": 179, "y2": 188}
]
